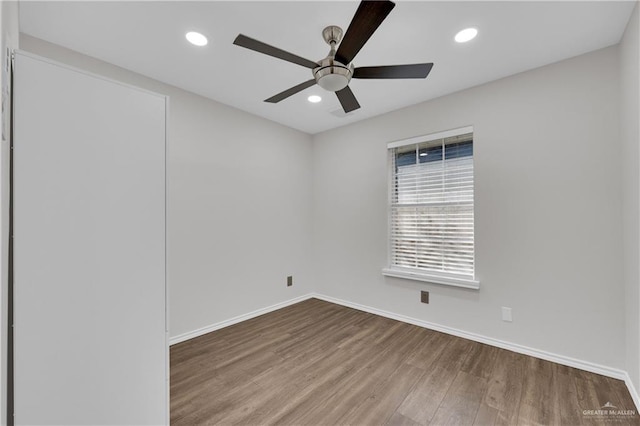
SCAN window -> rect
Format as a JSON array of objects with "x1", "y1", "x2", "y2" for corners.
[{"x1": 382, "y1": 126, "x2": 479, "y2": 289}]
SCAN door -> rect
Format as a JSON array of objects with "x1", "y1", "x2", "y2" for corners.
[{"x1": 13, "y1": 52, "x2": 167, "y2": 425}]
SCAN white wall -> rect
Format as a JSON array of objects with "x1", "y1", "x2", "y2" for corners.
[
  {"x1": 0, "y1": 2, "x2": 18, "y2": 424},
  {"x1": 312, "y1": 46, "x2": 625, "y2": 370},
  {"x1": 19, "y1": 35, "x2": 314, "y2": 340},
  {"x1": 621, "y1": 1, "x2": 640, "y2": 393}
]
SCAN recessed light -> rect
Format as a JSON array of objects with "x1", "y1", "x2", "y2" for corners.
[
  {"x1": 419, "y1": 152, "x2": 428, "y2": 157},
  {"x1": 307, "y1": 95, "x2": 322, "y2": 103},
  {"x1": 455, "y1": 28, "x2": 478, "y2": 43},
  {"x1": 186, "y1": 31, "x2": 208, "y2": 47}
]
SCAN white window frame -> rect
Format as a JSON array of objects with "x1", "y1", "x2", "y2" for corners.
[{"x1": 382, "y1": 126, "x2": 480, "y2": 290}]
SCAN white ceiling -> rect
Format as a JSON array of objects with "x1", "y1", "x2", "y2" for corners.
[{"x1": 19, "y1": 1, "x2": 635, "y2": 134}]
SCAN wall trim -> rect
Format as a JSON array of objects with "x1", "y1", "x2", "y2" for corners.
[
  {"x1": 169, "y1": 291, "x2": 637, "y2": 411},
  {"x1": 311, "y1": 293, "x2": 631, "y2": 383},
  {"x1": 169, "y1": 294, "x2": 314, "y2": 345},
  {"x1": 624, "y1": 372, "x2": 640, "y2": 411}
]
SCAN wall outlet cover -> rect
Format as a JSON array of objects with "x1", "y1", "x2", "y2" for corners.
[{"x1": 501, "y1": 307, "x2": 513, "y2": 322}]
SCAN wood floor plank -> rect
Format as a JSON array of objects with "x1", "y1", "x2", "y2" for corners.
[
  {"x1": 242, "y1": 344, "x2": 385, "y2": 425},
  {"x1": 274, "y1": 326, "x2": 428, "y2": 425},
  {"x1": 430, "y1": 371, "x2": 488, "y2": 425},
  {"x1": 608, "y1": 377, "x2": 640, "y2": 421},
  {"x1": 473, "y1": 402, "x2": 498, "y2": 426},
  {"x1": 555, "y1": 367, "x2": 584, "y2": 426},
  {"x1": 386, "y1": 411, "x2": 425, "y2": 426},
  {"x1": 397, "y1": 366, "x2": 458, "y2": 424},
  {"x1": 483, "y1": 348, "x2": 526, "y2": 425},
  {"x1": 170, "y1": 299, "x2": 640, "y2": 426},
  {"x1": 516, "y1": 357, "x2": 560, "y2": 426},
  {"x1": 573, "y1": 373, "x2": 640, "y2": 426},
  {"x1": 338, "y1": 363, "x2": 426, "y2": 425},
  {"x1": 432, "y1": 335, "x2": 474, "y2": 373},
  {"x1": 272, "y1": 346, "x2": 395, "y2": 425},
  {"x1": 174, "y1": 379, "x2": 264, "y2": 425},
  {"x1": 405, "y1": 331, "x2": 450, "y2": 371},
  {"x1": 170, "y1": 374, "x2": 225, "y2": 423},
  {"x1": 461, "y1": 342, "x2": 499, "y2": 379}
]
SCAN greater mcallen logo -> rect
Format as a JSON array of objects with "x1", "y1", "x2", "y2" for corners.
[{"x1": 582, "y1": 401, "x2": 636, "y2": 418}]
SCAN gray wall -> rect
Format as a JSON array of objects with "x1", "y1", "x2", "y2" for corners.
[
  {"x1": 312, "y1": 46, "x2": 625, "y2": 370},
  {"x1": 621, "y1": 2, "x2": 640, "y2": 392},
  {"x1": 19, "y1": 34, "x2": 315, "y2": 340}
]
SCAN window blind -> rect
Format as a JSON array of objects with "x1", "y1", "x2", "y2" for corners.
[{"x1": 388, "y1": 131, "x2": 474, "y2": 278}]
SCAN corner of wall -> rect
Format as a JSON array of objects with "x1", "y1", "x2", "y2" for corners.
[
  {"x1": 620, "y1": 0, "x2": 640, "y2": 402},
  {"x1": 1, "y1": 2, "x2": 19, "y2": 424}
]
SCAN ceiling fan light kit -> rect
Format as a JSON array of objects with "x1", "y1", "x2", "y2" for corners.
[
  {"x1": 233, "y1": 0, "x2": 433, "y2": 114},
  {"x1": 315, "y1": 64, "x2": 352, "y2": 92}
]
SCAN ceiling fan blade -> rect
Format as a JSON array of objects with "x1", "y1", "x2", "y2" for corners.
[
  {"x1": 335, "y1": 1, "x2": 396, "y2": 65},
  {"x1": 264, "y1": 79, "x2": 317, "y2": 103},
  {"x1": 353, "y1": 63, "x2": 434, "y2": 79},
  {"x1": 336, "y1": 86, "x2": 361, "y2": 113},
  {"x1": 234, "y1": 34, "x2": 319, "y2": 69}
]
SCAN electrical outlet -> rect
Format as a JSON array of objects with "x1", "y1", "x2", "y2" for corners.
[
  {"x1": 501, "y1": 307, "x2": 512, "y2": 322},
  {"x1": 287, "y1": 276, "x2": 293, "y2": 287},
  {"x1": 420, "y1": 291, "x2": 429, "y2": 304}
]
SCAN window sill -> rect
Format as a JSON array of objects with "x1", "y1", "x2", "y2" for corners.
[{"x1": 381, "y1": 268, "x2": 480, "y2": 290}]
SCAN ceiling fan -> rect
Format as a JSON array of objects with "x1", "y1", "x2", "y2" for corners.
[{"x1": 233, "y1": 0, "x2": 433, "y2": 114}]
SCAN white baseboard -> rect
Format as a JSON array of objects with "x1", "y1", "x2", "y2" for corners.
[
  {"x1": 311, "y1": 293, "x2": 630, "y2": 383},
  {"x1": 624, "y1": 372, "x2": 640, "y2": 411},
  {"x1": 169, "y1": 294, "x2": 314, "y2": 345},
  {"x1": 168, "y1": 291, "x2": 637, "y2": 411}
]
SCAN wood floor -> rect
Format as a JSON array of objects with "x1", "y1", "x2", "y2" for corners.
[{"x1": 170, "y1": 298, "x2": 638, "y2": 425}]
